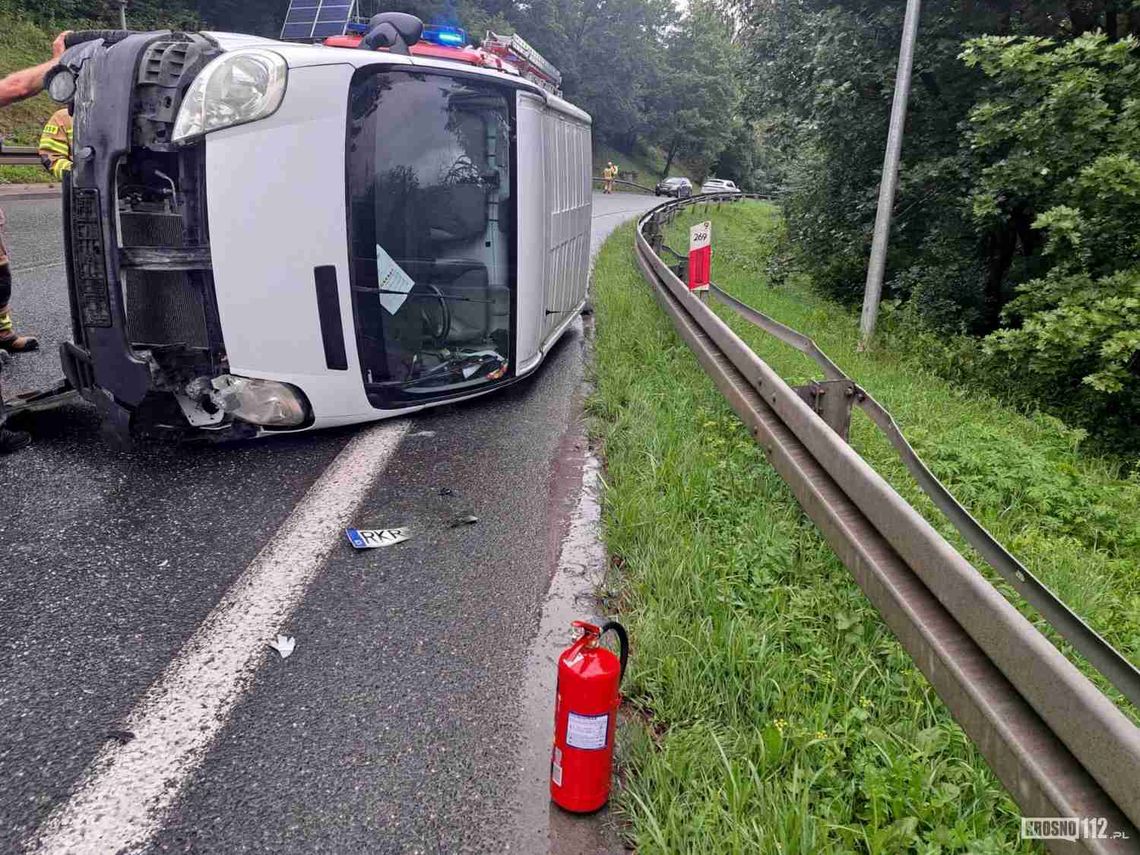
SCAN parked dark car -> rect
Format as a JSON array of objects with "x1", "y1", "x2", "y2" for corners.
[{"x1": 655, "y1": 176, "x2": 693, "y2": 198}]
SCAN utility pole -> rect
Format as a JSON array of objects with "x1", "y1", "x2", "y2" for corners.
[{"x1": 858, "y1": 0, "x2": 921, "y2": 346}]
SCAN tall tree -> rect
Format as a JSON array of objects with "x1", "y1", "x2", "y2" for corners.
[
  {"x1": 648, "y1": 2, "x2": 741, "y2": 178},
  {"x1": 509, "y1": 0, "x2": 671, "y2": 142}
]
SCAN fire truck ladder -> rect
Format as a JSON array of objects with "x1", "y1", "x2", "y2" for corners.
[{"x1": 482, "y1": 31, "x2": 562, "y2": 94}]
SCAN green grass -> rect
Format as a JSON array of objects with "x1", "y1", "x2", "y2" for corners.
[
  {"x1": 0, "y1": 165, "x2": 55, "y2": 184},
  {"x1": 656, "y1": 202, "x2": 1140, "y2": 696},
  {"x1": 0, "y1": 11, "x2": 60, "y2": 146},
  {"x1": 0, "y1": 10, "x2": 76, "y2": 185},
  {"x1": 586, "y1": 202, "x2": 1140, "y2": 851}
]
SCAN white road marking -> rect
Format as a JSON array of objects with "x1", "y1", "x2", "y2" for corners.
[
  {"x1": 27, "y1": 420, "x2": 409, "y2": 855},
  {"x1": 5, "y1": 259, "x2": 67, "y2": 275}
]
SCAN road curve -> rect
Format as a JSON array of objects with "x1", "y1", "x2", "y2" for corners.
[{"x1": 0, "y1": 189, "x2": 657, "y2": 854}]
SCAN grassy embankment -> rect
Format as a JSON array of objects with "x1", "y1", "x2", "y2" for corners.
[
  {"x1": 590, "y1": 199, "x2": 1139, "y2": 852},
  {"x1": 0, "y1": 11, "x2": 60, "y2": 185}
]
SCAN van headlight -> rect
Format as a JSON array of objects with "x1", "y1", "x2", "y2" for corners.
[
  {"x1": 211, "y1": 375, "x2": 309, "y2": 428},
  {"x1": 172, "y1": 49, "x2": 287, "y2": 143}
]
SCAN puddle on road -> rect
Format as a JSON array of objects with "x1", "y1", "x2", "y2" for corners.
[{"x1": 509, "y1": 445, "x2": 625, "y2": 855}]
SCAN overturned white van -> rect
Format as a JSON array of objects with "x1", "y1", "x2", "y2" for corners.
[{"x1": 43, "y1": 16, "x2": 592, "y2": 440}]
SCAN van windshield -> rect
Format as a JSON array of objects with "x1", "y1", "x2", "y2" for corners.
[{"x1": 346, "y1": 69, "x2": 514, "y2": 407}]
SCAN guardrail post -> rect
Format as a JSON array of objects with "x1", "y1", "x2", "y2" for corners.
[
  {"x1": 792, "y1": 380, "x2": 857, "y2": 441},
  {"x1": 645, "y1": 214, "x2": 664, "y2": 254},
  {"x1": 673, "y1": 257, "x2": 689, "y2": 285}
]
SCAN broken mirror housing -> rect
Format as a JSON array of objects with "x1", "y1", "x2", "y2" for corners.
[
  {"x1": 211, "y1": 375, "x2": 309, "y2": 428},
  {"x1": 45, "y1": 66, "x2": 77, "y2": 103},
  {"x1": 172, "y1": 49, "x2": 287, "y2": 143}
]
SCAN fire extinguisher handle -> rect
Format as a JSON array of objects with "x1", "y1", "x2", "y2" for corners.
[{"x1": 599, "y1": 621, "x2": 629, "y2": 685}]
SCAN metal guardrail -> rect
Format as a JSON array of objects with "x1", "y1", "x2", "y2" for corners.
[
  {"x1": 0, "y1": 144, "x2": 41, "y2": 166},
  {"x1": 590, "y1": 178, "x2": 781, "y2": 200},
  {"x1": 633, "y1": 194, "x2": 1140, "y2": 853},
  {"x1": 708, "y1": 281, "x2": 1140, "y2": 712},
  {"x1": 591, "y1": 176, "x2": 656, "y2": 194}
]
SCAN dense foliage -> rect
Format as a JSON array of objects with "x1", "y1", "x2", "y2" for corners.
[
  {"x1": 739, "y1": 0, "x2": 1140, "y2": 446},
  {"x1": 967, "y1": 33, "x2": 1140, "y2": 429},
  {"x1": 1, "y1": 0, "x2": 747, "y2": 182}
]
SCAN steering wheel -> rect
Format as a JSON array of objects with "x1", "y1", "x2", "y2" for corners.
[
  {"x1": 445, "y1": 155, "x2": 483, "y2": 185},
  {"x1": 416, "y1": 282, "x2": 450, "y2": 345}
]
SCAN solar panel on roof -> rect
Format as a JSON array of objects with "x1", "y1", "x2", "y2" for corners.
[{"x1": 280, "y1": 0, "x2": 357, "y2": 40}]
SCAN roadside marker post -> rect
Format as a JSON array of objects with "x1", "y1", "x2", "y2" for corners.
[{"x1": 688, "y1": 221, "x2": 712, "y2": 301}]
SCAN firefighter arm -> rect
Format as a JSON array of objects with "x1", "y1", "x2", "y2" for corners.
[
  {"x1": 0, "y1": 60, "x2": 57, "y2": 108},
  {"x1": 0, "y1": 33, "x2": 68, "y2": 107},
  {"x1": 40, "y1": 149, "x2": 72, "y2": 179},
  {"x1": 38, "y1": 119, "x2": 72, "y2": 178}
]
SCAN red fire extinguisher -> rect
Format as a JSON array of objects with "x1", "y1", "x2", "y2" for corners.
[{"x1": 550, "y1": 619, "x2": 629, "y2": 813}]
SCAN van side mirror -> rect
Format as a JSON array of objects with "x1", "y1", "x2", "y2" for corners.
[{"x1": 358, "y1": 12, "x2": 423, "y2": 55}]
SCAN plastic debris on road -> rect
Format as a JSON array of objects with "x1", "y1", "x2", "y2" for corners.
[
  {"x1": 346, "y1": 527, "x2": 410, "y2": 549},
  {"x1": 450, "y1": 515, "x2": 479, "y2": 527},
  {"x1": 269, "y1": 635, "x2": 296, "y2": 659}
]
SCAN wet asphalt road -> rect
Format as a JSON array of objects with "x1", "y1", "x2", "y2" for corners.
[{"x1": 0, "y1": 190, "x2": 656, "y2": 854}]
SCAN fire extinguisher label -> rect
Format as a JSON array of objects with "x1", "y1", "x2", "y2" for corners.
[
  {"x1": 566, "y1": 711, "x2": 610, "y2": 750},
  {"x1": 551, "y1": 746, "x2": 564, "y2": 786}
]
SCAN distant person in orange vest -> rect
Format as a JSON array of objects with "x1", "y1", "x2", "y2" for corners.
[
  {"x1": 603, "y1": 161, "x2": 618, "y2": 194},
  {"x1": 38, "y1": 107, "x2": 73, "y2": 179}
]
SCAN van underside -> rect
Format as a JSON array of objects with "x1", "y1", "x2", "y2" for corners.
[{"x1": 61, "y1": 32, "x2": 255, "y2": 441}]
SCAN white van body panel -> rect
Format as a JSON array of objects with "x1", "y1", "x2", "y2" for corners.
[
  {"x1": 515, "y1": 92, "x2": 548, "y2": 373},
  {"x1": 540, "y1": 108, "x2": 592, "y2": 343},
  {"x1": 206, "y1": 63, "x2": 380, "y2": 428}
]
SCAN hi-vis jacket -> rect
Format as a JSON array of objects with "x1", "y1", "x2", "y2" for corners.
[{"x1": 38, "y1": 108, "x2": 73, "y2": 179}]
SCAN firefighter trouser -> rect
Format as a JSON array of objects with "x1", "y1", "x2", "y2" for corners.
[
  {"x1": 0, "y1": 206, "x2": 18, "y2": 423},
  {"x1": 0, "y1": 207, "x2": 15, "y2": 336},
  {"x1": 0, "y1": 204, "x2": 10, "y2": 338},
  {"x1": 0, "y1": 260, "x2": 12, "y2": 336},
  {"x1": 0, "y1": 204, "x2": 8, "y2": 267}
]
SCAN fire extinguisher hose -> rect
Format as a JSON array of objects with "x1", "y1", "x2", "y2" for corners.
[{"x1": 599, "y1": 621, "x2": 629, "y2": 685}]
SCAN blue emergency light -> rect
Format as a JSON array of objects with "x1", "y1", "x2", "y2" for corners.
[
  {"x1": 345, "y1": 21, "x2": 368, "y2": 34},
  {"x1": 422, "y1": 25, "x2": 467, "y2": 46}
]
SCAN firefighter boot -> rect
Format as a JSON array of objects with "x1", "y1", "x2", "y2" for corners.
[
  {"x1": 0, "y1": 427, "x2": 31, "y2": 455},
  {"x1": 0, "y1": 304, "x2": 39, "y2": 353}
]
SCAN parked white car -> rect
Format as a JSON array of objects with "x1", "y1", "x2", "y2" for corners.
[{"x1": 700, "y1": 178, "x2": 741, "y2": 194}]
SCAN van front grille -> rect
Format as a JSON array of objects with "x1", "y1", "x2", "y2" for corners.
[{"x1": 119, "y1": 211, "x2": 208, "y2": 348}]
